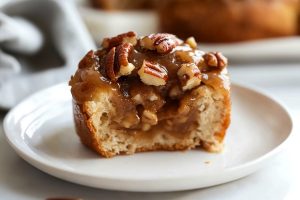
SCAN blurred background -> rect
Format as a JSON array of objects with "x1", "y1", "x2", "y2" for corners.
[
  {"x1": 81, "y1": 0, "x2": 300, "y2": 43},
  {"x1": 79, "y1": 0, "x2": 300, "y2": 61},
  {"x1": 0, "y1": 0, "x2": 300, "y2": 199}
]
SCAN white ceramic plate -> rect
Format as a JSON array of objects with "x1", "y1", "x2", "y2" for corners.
[{"x1": 4, "y1": 83, "x2": 293, "y2": 192}]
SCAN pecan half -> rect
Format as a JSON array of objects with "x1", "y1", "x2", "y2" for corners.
[
  {"x1": 203, "y1": 52, "x2": 228, "y2": 70},
  {"x1": 138, "y1": 60, "x2": 168, "y2": 86},
  {"x1": 102, "y1": 31, "x2": 137, "y2": 49},
  {"x1": 140, "y1": 33, "x2": 182, "y2": 54},
  {"x1": 104, "y1": 43, "x2": 136, "y2": 81},
  {"x1": 104, "y1": 47, "x2": 117, "y2": 81},
  {"x1": 116, "y1": 43, "x2": 135, "y2": 76}
]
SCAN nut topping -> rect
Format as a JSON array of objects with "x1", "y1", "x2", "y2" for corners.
[
  {"x1": 102, "y1": 31, "x2": 137, "y2": 49},
  {"x1": 121, "y1": 112, "x2": 140, "y2": 128},
  {"x1": 72, "y1": 31, "x2": 231, "y2": 149},
  {"x1": 177, "y1": 63, "x2": 201, "y2": 91},
  {"x1": 104, "y1": 43, "x2": 136, "y2": 81},
  {"x1": 132, "y1": 94, "x2": 143, "y2": 105},
  {"x1": 116, "y1": 43, "x2": 135, "y2": 76},
  {"x1": 149, "y1": 93, "x2": 159, "y2": 101},
  {"x1": 104, "y1": 47, "x2": 117, "y2": 81},
  {"x1": 175, "y1": 51, "x2": 194, "y2": 63},
  {"x1": 140, "y1": 33, "x2": 182, "y2": 54},
  {"x1": 138, "y1": 60, "x2": 168, "y2": 86},
  {"x1": 203, "y1": 52, "x2": 228, "y2": 70},
  {"x1": 185, "y1": 37, "x2": 197, "y2": 49}
]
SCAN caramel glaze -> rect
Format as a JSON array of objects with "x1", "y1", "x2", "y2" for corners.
[{"x1": 70, "y1": 42, "x2": 229, "y2": 139}]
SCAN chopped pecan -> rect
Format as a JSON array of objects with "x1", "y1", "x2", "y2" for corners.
[
  {"x1": 132, "y1": 94, "x2": 143, "y2": 105},
  {"x1": 138, "y1": 60, "x2": 168, "y2": 86},
  {"x1": 142, "y1": 124, "x2": 151, "y2": 131},
  {"x1": 177, "y1": 63, "x2": 201, "y2": 91},
  {"x1": 175, "y1": 51, "x2": 194, "y2": 63},
  {"x1": 142, "y1": 110, "x2": 158, "y2": 125},
  {"x1": 120, "y1": 112, "x2": 140, "y2": 128},
  {"x1": 185, "y1": 37, "x2": 197, "y2": 49},
  {"x1": 130, "y1": 84, "x2": 165, "y2": 112},
  {"x1": 203, "y1": 52, "x2": 228, "y2": 70},
  {"x1": 102, "y1": 31, "x2": 137, "y2": 49},
  {"x1": 139, "y1": 33, "x2": 182, "y2": 54}
]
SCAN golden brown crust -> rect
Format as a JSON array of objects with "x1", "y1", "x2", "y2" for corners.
[
  {"x1": 215, "y1": 92, "x2": 231, "y2": 142},
  {"x1": 159, "y1": 0, "x2": 299, "y2": 43},
  {"x1": 73, "y1": 102, "x2": 116, "y2": 158},
  {"x1": 202, "y1": 92, "x2": 231, "y2": 152}
]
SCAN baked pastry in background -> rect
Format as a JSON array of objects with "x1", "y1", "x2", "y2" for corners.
[
  {"x1": 298, "y1": 2, "x2": 300, "y2": 34},
  {"x1": 69, "y1": 32, "x2": 231, "y2": 158},
  {"x1": 158, "y1": 0, "x2": 299, "y2": 43},
  {"x1": 91, "y1": 0, "x2": 157, "y2": 10}
]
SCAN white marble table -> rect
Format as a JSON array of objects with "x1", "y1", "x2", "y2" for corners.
[{"x1": 0, "y1": 64, "x2": 299, "y2": 200}]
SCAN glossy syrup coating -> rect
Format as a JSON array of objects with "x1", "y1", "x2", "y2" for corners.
[{"x1": 69, "y1": 32, "x2": 230, "y2": 134}]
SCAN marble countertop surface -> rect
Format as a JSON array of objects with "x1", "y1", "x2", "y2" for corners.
[{"x1": 0, "y1": 63, "x2": 299, "y2": 200}]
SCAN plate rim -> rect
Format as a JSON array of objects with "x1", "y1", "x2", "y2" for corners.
[{"x1": 3, "y1": 82, "x2": 294, "y2": 191}]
